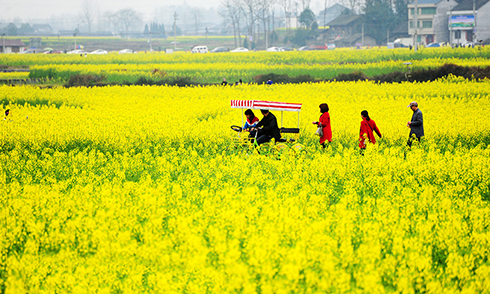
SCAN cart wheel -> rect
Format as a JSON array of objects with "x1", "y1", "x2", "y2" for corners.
[{"x1": 231, "y1": 125, "x2": 242, "y2": 132}]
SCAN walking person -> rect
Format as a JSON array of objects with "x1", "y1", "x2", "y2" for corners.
[
  {"x1": 312, "y1": 103, "x2": 332, "y2": 148},
  {"x1": 359, "y1": 110, "x2": 382, "y2": 153},
  {"x1": 407, "y1": 101, "x2": 424, "y2": 147}
]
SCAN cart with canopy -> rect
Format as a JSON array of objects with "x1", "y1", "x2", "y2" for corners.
[{"x1": 229, "y1": 99, "x2": 305, "y2": 155}]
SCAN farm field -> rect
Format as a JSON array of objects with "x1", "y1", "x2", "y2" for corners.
[
  {"x1": 2, "y1": 78, "x2": 490, "y2": 292},
  {"x1": 1, "y1": 47, "x2": 490, "y2": 84}
]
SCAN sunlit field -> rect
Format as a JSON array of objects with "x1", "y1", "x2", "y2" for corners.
[
  {"x1": 2, "y1": 78, "x2": 490, "y2": 292},
  {"x1": 1, "y1": 46, "x2": 490, "y2": 83}
]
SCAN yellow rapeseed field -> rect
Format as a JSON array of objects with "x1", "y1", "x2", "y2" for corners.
[{"x1": 1, "y1": 78, "x2": 490, "y2": 293}]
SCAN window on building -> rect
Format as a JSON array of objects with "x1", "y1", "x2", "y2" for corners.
[
  {"x1": 455, "y1": 30, "x2": 461, "y2": 39},
  {"x1": 421, "y1": 7, "x2": 436, "y2": 15},
  {"x1": 422, "y1": 21, "x2": 432, "y2": 28},
  {"x1": 410, "y1": 21, "x2": 421, "y2": 29},
  {"x1": 410, "y1": 8, "x2": 415, "y2": 15}
]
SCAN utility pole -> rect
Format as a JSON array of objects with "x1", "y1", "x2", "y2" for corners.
[
  {"x1": 57, "y1": 33, "x2": 60, "y2": 51},
  {"x1": 205, "y1": 27, "x2": 208, "y2": 42},
  {"x1": 413, "y1": 0, "x2": 418, "y2": 52},
  {"x1": 324, "y1": 0, "x2": 327, "y2": 28},
  {"x1": 73, "y1": 32, "x2": 77, "y2": 51},
  {"x1": 149, "y1": 31, "x2": 152, "y2": 52},
  {"x1": 449, "y1": 2, "x2": 453, "y2": 47},
  {"x1": 173, "y1": 12, "x2": 178, "y2": 50},
  {"x1": 361, "y1": 23, "x2": 364, "y2": 46},
  {"x1": 2, "y1": 34, "x2": 5, "y2": 54},
  {"x1": 387, "y1": 29, "x2": 389, "y2": 45},
  {"x1": 473, "y1": 0, "x2": 476, "y2": 43}
]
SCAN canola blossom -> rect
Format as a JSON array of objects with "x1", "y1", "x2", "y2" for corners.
[{"x1": 1, "y1": 79, "x2": 490, "y2": 293}]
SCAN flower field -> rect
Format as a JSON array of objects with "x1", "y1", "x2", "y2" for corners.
[
  {"x1": 2, "y1": 78, "x2": 490, "y2": 293},
  {"x1": 1, "y1": 47, "x2": 490, "y2": 84}
]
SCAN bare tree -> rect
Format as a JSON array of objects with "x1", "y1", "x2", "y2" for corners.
[
  {"x1": 241, "y1": 0, "x2": 259, "y2": 49},
  {"x1": 279, "y1": 0, "x2": 293, "y2": 33},
  {"x1": 115, "y1": 8, "x2": 142, "y2": 34},
  {"x1": 342, "y1": 0, "x2": 363, "y2": 14},
  {"x1": 81, "y1": 0, "x2": 97, "y2": 32},
  {"x1": 255, "y1": 0, "x2": 273, "y2": 49},
  {"x1": 220, "y1": 0, "x2": 243, "y2": 48},
  {"x1": 191, "y1": 8, "x2": 203, "y2": 35},
  {"x1": 300, "y1": 0, "x2": 312, "y2": 10}
]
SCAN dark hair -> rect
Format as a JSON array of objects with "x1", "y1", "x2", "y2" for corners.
[
  {"x1": 5, "y1": 109, "x2": 9, "y2": 116},
  {"x1": 244, "y1": 109, "x2": 254, "y2": 116},
  {"x1": 361, "y1": 110, "x2": 370, "y2": 121},
  {"x1": 260, "y1": 109, "x2": 269, "y2": 114},
  {"x1": 319, "y1": 103, "x2": 329, "y2": 113}
]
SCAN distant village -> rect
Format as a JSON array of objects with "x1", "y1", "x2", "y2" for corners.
[{"x1": 1, "y1": 0, "x2": 489, "y2": 53}]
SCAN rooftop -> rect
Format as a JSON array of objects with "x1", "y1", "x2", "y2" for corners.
[
  {"x1": 327, "y1": 15, "x2": 362, "y2": 26},
  {"x1": 452, "y1": 0, "x2": 490, "y2": 10}
]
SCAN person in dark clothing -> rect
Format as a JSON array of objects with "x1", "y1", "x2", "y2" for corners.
[
  {"x1": 407, "y1": 101, "x2": 424, "y2": 147},
  {"x1": 221, "y1": 78, "x2": 228, "y2": 86},
  {"x1": 251, "y1": 109, "x2": 281, "y2": 145}
]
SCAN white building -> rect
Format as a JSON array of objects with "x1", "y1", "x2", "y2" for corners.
[
  {"x1": 0, "y1": 39, "x2": 26, "y2": 53},
  {"x1": 408, "y1": 0, "x2": 457, "y2": 45},
  {"x1": 449, "y1": 0, "x2": 490, "y2": 45}
]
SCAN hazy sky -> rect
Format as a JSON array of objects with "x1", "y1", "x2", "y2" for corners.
[{"x1": 1, "y1": 0, "x2": 223, "y2": 21}]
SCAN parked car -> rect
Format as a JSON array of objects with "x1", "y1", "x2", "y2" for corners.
[
  {"x1": 43, "y1": 50, "x2": 61, "y2": 54},
  {"x1": 279, "y1": 46, "x2": 293, "y2": 51},
  {"x1": 426, "y1": 43, "x2": 441, "y2": 48},
  {"x1": 20, "y1": 49, "x2": 44, "y2": 54},
  {"x1": 394, "y1": 42, "x2": 408, "y2": 48},
  {"x1": 119, "y1": 49, "x2": 134, "y2": 54},
  {"x1": 266, "y1": 47, "x2": 284, "y2": 52},
  {"x1": 67, "y1": 49, "x2": 87, "y2": 54},
  {"x1": 90, "y1": 49, "x2": 108, "y2": 54},
  {"x1": 298, "y1": 46, "x2": 312, "y2": 51},
  {"x1": 230, "y1": 47, "x2": 249, "y2": 52},
  {"x1": 210, "y1": 47, "x2": 229, "y2": 53},
  {"x1": 191, "y1": 45, "x2": 208, "y2": 53}
]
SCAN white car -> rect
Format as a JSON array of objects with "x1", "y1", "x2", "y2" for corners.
[
  {"x1": 230, "y1": 47, "x2": 249, "y2": 52},
  {"x1": 266, "y1": 47, "x2": 284, "y2": 52},
  {"x1": 119, "y1": 49, "x2": 134, "y2": 54},
  {"x1": 67, "y1": 49, "x2": 87, "y2": 54},
  {"x1": 90, "y1": 49, "x2": 108, "y2": 54}
]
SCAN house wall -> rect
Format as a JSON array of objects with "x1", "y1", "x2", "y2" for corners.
[
  {"x1": 434, "y1": 0, "x2": 457, "y2": 43},
  {"x1": 476, "y1": 2, "x2": 490, "y2": 41}
]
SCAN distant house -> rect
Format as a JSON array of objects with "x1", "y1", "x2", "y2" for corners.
[
  {"x1": 408, "y1": 0, "x2": 456, "y2": 44},
  {"x1": 58, "y1": 30, "x2": 76, "y2": 37},
  {"x1": 32, "y1": 24, "x2": 53, "y2": 34},
  {"x1": 449, "y1": 0, "x2": 490, "y2": 45},
  {"x1": 328, "y1": 15, "x2": 363, "y2": 38},
  {"x1": 317, "y1": 4, "x2": 351, "y2": 27},
  {"x1": 390, "y1": 22, "x2": 411, "y2": 42},
  {"x1": 319, "y1": 15, "x2": 365, "y2": 45},
  {"x1": 336, "y1": 33, "x2": 377, "y2": 47},
  {"x1": 0, "y1": 39, "x2": 26, "y2": 53}
]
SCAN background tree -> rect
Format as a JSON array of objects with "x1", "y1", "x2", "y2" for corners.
[
  {"x1": 219, "y1": 0, "x2": 243, "y2": 48},
  {"x1": 363, "y1": 0, "x2": 396, "y2": 44},
  {"x1": 81, "y1": 0, "x2": 97, "y2": 33},
  {"x1": 115, "y1": 8, "x2": 142, "y2": 34},
  {"x1": 299, "y1": 8, "x2": 316, "y2": 29}
]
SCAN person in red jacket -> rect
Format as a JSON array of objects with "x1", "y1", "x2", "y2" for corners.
[
  {"x1": 313, "y1": 103, "x2": 332, "y2": 148},
  {"x1": 359, "y1": 110, "x2": 381, "y2": 152}
]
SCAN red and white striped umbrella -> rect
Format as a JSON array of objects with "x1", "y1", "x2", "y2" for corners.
[{"x1": 231, "y1": 100, "x2": 302, "y2": 112}]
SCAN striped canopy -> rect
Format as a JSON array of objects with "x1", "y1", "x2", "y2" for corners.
[{"x1": 231, "y1": 100, "x2": 302, "y2": 112}]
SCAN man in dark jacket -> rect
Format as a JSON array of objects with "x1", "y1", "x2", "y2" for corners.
[
  {"x1": 252, "y1": 109, "x2": 281, "y2": 145},
  {"x1": 407, "y1": 101, "x2": 424, "y2": 147}
]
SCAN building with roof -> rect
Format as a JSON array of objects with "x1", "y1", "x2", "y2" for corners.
[
  {"x1": 317, "y1": 4, "x2": 351, "y2": 27},
  {"x1": 449, "y1": 0, "x2": 490, "y2": 45},
  {"x1": 408, "y1": 0, "x2": 457, "y2": 45},
  {"x1": 0, "y1": 39, "x2": 27, "y2": 53}
]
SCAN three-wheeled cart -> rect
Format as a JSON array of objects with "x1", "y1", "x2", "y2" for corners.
[{"x1": 229, "y1": 100, "x2": 305, "y2": 155}]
